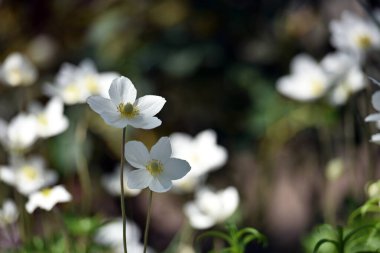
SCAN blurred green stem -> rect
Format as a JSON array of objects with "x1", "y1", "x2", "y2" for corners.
[
  {"x1": 143, "y1": 190, "x2": 153, "y2": 253},
  {"x1": 53, "y1": 208, "x2": 71, "y2": 253},
  {"x1": 75, "y1": 108, "x2": 92, "y2": 213},
  {"x1": 120, "y1": 127, "x2": 128, "y2": 253}
]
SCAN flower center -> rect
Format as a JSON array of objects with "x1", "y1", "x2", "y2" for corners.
[
  {"x1": 63, "y1": 84, "x2": 82, "y2": 102},
  {"x1": 37, "y1": 114, "x2": 49, "y2": 126},
  {"x1": 146, "y1": 160, "x2": 164, "y2": 176},
  {"x1": 117, "y1": 103, "x2": 139, "y2": 119},
  {"x1": 41, "y1": 188, "x2": 52, "y2": 197},
  {"x1": 84, "y1": 75, "x2": 99, "y2": 94},
  {"x1": 311, "y1": 79, "x2": 324, "y2": 96},
  {"x1": 356, "y1": 34, "x2": 372, "y2": 49},
  {"x1": 21, "y1": 166, "x2": 38, "y2": 181}
]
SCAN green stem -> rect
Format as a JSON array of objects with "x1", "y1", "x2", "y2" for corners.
[
  {"x1": 75, "y1": 108, "x2": 92, "y2": 213},
  {"x1": 53, "y1": 208, "x2": 71, "y2": 253},
  {"x1": 120, "y1": 127, "x2": 128, "y2": 253},
  {"x1": 144, "y1": 190, "x2": 153, "y2": 253}
]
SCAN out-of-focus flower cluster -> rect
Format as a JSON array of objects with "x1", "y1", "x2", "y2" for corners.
[{"x1": 276, "y1": 11, "x2": 377, "y2": 105}]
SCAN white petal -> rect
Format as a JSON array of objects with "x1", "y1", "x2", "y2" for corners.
[
  {"x1": 365, "y1": 113, "x2": 380, "y2": 122},
  {"x1": 163, "y1": 158, "x2": 190, "y2": 180},
  {"x1": 184, "y1": 202, "x2": 215, "y2": 229},
  {"x1": 127, "y1": 169, "x2": 152, "y2": 190},
  {"x1": 87, "y1": 96, "x2": 115, "y2": 114},
  {"x1": 149, "y1": 176, "x2": 172, "y2": 192},
  {"x1": 135, "y1": 95, "x2": 166, "y2": 117},
  {"x1": 108, "y1": 77, "x2": 136, "y2": 106},
  {"x1": 150, "y1": 137, "x2": 171, "y2": 162},
  {"x1": 371, "y1": 133, "x2": 380, "y2": 144},
  {"x1": 129, "y1": 117, "x2": 162, "y2": 129},
  {"x1": 372, "y1": 91, "x2": 380, "y2": 111},
  {"x1": 0, "y1": 167, "x2": 15, "y2": 186},
  {"x1": 124, "y1": 141, "x2": 150, "y2": 169}
]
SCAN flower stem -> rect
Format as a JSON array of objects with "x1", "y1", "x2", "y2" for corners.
[
  {"x1": 53, "y1": 208, "x2": 71, "y2": 253},
  {"x1": 120, "y1": 127, "x2": 128, "y2": 253},
  {"x1": 144, "y1": 190, "x2": 153, "y2": 253},
  {"x1": 75, "y1": 107, "x2": 92, "y2": 213}
]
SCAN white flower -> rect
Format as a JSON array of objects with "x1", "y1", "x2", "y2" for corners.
[
  {"x1": 101, "y1": 165, "x2": 141, "y2": 196},
  {"x1": 184, "y1": 186, "x2": 239, "y2": 229},
  {"x1": 125, "y1": 137, "x2": 191, "y2": 193},
  {"x1": 170, "y1": 129, "x2": 227, "y2": 192},
  {"x1": 0, "y1": 156, "x2": 58, "y2": 195},
  {"x1": 0, "y1": 53, "x2": 37, "y2": 86},
  {"x1": 365, "y1": 83, "x2": 380, "y2": 143},
  {"x1": 321, "y1": 52, "x2": 366, "y2": 105},
  {"x1": 87, "y1": 76, "x2": 166, "y2": 129},
  {"x1": 45, "y1": 59, "x2": 119, "y2": 105},
  {"x1": 0, "y1": 114, "x2": 38, "y2": 152},
  {"x1": 330, "y1": 11, "x2": 380, "y2": 58},
  {"x1": 0, "y1": 200, "x2": 18, "y2": 227},
  {"x1": 25, "y1": 185, "x2": 72, "y2": 213},
  {"x1": 276, "y1": 54, "x2": 331, "y2": 101},
  {"x1": 94, "y1": 218, "x2": 154, "y2": 253},
  {"x1": 29, "y1": 97, "x2": 69, "y2": 138},
  {"x1": 367, "y1": 180, "x2": 380, "y2": 198}
]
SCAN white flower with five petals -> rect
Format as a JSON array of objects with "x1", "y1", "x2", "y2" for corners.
[
  {"x1": 330, "y1": 11, "x2": 380, "y2": 59},
  {"x1": 29, "y1": 97, "x2": 69, "y2": 138},
  {"x1": 87, "y1": 76, "x2": 166, "y2": 129},
  {"x1": 25, "y1": 185, "x2": 72, "y2": 213},
  {"x1": 276, "y1": 54, "x2": 331, "y2": 101},
  {"x1": 0, "y1": 156, "x2": 58, "y2": 195},
  {"x1": 0, "y1": 114, "x2": 38, "y2": 152},
  {"x1": 170, "y1": 129, "x2": 227, "y2": 192},
  {"x1": 125, "y1": 137, "x2": 191, "y2": 193},
  {"x1": 45, "y1": 59, "x2": 119, "y2": 104},
  {"x1": 0, "y1": 53, "x2": 37, "y2": 86},
  {"x1": 184, "y1": 186, "x2": 239, "y2": 229},
  {"x1": 0, "y1": 200, "x2": 18, "y2": 227}
]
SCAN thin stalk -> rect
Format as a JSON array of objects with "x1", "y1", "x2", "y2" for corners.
[
  {"x1": 53, "y1": 208, "x2": 71, "y2": 253},
  {"x1": 143, "y1": 190, "x2": 153, "y2": 253},
  {"x1": 120, "y1": 127, "x2": 128, "y2": 253},
  {"x1": 75, "y1": 108, "x2": 92, "y2": 213}
]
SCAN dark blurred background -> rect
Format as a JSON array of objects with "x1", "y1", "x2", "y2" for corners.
[{"x1": 2, "y1": 0, "x2": 380, "y2": 252}]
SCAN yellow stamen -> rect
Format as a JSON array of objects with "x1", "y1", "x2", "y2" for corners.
[
  {"x1": 84, "y1": 75, "x2": 99, "y2": 93},
  {"x1": 21, "y1": 166, "x2": 38, "y2": 181},
  {"x1": 37, "y1": 114, "x2": 48, "y2": 126},
  {"x1": 117, "y1": 103, "x2": 139, "y2": 119},
  {"x1": 356, "y1": 34, "x2": 372, "y2": 49},
  {"x1": 146, "y1": 160, "x2": 164, "y2": 176},
  {"x1": 41, "y1": 188, "x2": 52, "y2": 196},
  {"x1": 311, "y1": 80, "x2": 324, "y2": 96}
]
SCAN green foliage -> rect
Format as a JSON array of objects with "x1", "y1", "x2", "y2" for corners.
[
  {"x1": 197, "y1": 223, "x2": 267, "y2": 253},
  {"x1": 305, "y1": 197, "x2": 380, "y2": 253}
]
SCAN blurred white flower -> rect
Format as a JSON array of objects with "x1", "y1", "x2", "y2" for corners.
[
  {"x1": 27, "y1": 35, "x2": 57, "y2": 67},
  {"x1": 87, "y1": 76, "x2": 166, "y2": 129},
  {"x1": 325, "y1": 157, "x2": 344, "y2": 181},
  {"x1": 45, "y1": 59, "x2": 119, "y2": 104},
  {"x1": 184, "y1": 186, "x2": 239, "y2": 229},
  {"x1": 0, "y1": 156, "x2": 58, "y2": 195},
  {"x1": 330, "y1": 11, "x2": 380, "y2": 58},
  {"x1": 101, "y1": 165, "x2": 141, "y2": 196},
  {"x1": 94, "y1": 218, "x2": 154, "y2": 253},
  {"x1": 170, "y1": 129, "x2": 227, "y2": 192},
  {"x1": 365, "y1": 84, "x2": 380, "y2": 143},
  {"x1": 125, "y1": 137, "x2": 191, "y2": 193},
  {"x1": 321, "y1": 52, "x2": 366, "y2": 105},
  {"x1": 0, "y1": 53, "x2": 37, "y2": 86},
  {"x1": 0, "y1": 200, "x2": 18, "y2": 227},
  {"x1": 276, "y1": 54, "x2": 331, "y2": 101},
  {"x1": 0, "y1": 114, "x2": 38, "y2": 152},
  {"x1": 29, "y1": 97, "x2": 69, "y2": 138},
  {"x1": 367, "y1": 180, "x2": 380, "y2": 198},
  {"x1": 25, "y1": 185, "x2": 72, "y2": 213}
]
